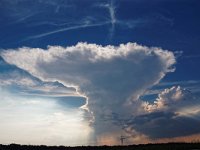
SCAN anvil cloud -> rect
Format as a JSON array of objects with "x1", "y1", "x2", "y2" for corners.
[{"x1": 1, "y1": 42, "x2": 180, "y2": 140}]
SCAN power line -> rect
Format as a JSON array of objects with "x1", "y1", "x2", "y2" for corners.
[{"x1": 120, "y1": 135, "x2": 130, "y2": 145}]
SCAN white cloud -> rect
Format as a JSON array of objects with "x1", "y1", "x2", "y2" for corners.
[
  {"x1": 143, "y1": 86, "x2": 199, "y2": 113},
  {"x1": 0, "y1": 72, "x2": 36, "y2": 87},
  {"x1": 25, "y1": 21, "x2": 110, "y2": 40},
  {"x1": 0, "y1": 70, "x2": 77, "y2": 97},
  {"x1": 1, "y1": 42, "x2": 176, "y2": 140},
  {"x1": 20, "y1": 0, "x2": 146, "y2": 41},
  {"x1": 97, "y1": 0, "x2": 116, "y2": 39}
]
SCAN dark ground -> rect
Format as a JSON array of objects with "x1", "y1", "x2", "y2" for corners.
[{"x1": 0, "y1": 143, "x2": 200, "y2": 150}]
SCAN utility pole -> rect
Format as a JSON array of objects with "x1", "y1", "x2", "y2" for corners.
[{"x1": 120, "y1": 136, "x2": 126, "y2": 145}]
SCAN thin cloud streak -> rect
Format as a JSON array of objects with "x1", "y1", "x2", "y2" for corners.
[
  {"x1": 24, "y1": 21, "x2": 110, "y2": 41},
  {"x1": 182, "y1": 54, "x2": 200, "y2": 59},
  {"x1": 19, "y1": 0, "x2": 145, "y2": 42},
  {"x1": 108, "y1": 0, "x2": 116, "y2": 39},
  {"x1": 159, "y1": 80, "x2": 200, "y2": 86},
  {"x1": 97, "y1": 0, "x2": 117, "y2": 40},
  {"x1": 14, "y1": 12, "x2": 40, "y2": 23}
]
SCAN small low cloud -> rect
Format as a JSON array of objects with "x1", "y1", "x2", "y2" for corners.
[{"x1": 143, "y1": 86, "x2": 196, "y2": 112}]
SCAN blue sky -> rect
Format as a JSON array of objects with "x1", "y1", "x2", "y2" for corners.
[{"x1": 0, "y1": 0, "x2": 200, "y2": 146}]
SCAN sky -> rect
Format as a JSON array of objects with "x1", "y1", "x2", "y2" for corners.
[{"x1": 0, "y1": 0, "x2": 200, "y2": 146}]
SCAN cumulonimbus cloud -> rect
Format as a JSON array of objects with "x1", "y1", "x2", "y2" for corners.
[{"x1": 1, "y1": 42, "x2": 177, "y2": 140}]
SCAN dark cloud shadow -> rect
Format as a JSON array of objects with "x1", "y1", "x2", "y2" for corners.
[
  {"x1": 129, "y1": 112, "x2": 200, "y2": 139},
  {"x1": 56, "y1": 96, "x2": 86, "y2": 108}
]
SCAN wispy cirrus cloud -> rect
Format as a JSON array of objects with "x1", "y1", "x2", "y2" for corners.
[
  {"x1": 14, "y1": 0, "x2": 147, "y2": 41},
  {"x1": 1, "y1": 0, "x2": 174, "y2": 44},
  {"x1": 24, "y1": 21, "x2": 110, "y2": 40},
  {"x1": 25, "y1": 0, "x2": 117, "y2": 41},
  {"x1": 96, "y1": 0, "x2": 117, "y2": 39}
]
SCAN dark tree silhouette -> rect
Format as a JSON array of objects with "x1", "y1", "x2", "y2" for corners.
[{"x1": 0, "y1": 143, "x2": 200, "y2": 150}]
